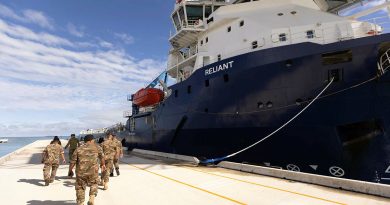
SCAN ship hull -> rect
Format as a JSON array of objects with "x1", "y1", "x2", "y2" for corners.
[{"x1": 126, "y1": 34, "x2": 390, "y2": 183}]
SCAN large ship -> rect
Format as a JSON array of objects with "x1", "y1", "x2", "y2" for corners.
[{"x1": 124, "y1": 0, "x2": 390, "y2": 184}]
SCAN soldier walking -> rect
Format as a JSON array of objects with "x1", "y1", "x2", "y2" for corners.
[
  {"x1": 111, "y1": 133, "x2": 123, "y2": 176},
  {"x1": 69, "y1": 135, "x2": 105, "y2": 205},
  {"x1": 100, "y1": 133, "x2": 118, "y2": 190},
  {"x1": 65, "y1": 133, "x2": 80, "y2": 177},
  {"x1": 42, "y1": 136, "x2": 66, "y2": 186}
]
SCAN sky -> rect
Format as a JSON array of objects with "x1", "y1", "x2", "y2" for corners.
[
  {"x1": 0, "y1": 0, "x2": 388, "y2": 137},
  {"x1": 0, "y1": 0, "x2": 174, "y2": 137}
]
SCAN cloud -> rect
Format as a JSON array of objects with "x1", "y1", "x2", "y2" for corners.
[
  {"x1": 67, "y1": 23, "x2": 85, "y2": 37},
  {"x1": 0, "y1": 17, "x2": 166, "y2": 136},
  {"x1": 0, "y1": 3, "x2": 54, "y2": 30},
  {"x1": 22, "y1": 9, "x2": 54, "y2": 30},
  {"x1": 114, "y1": 32, "x2": 135, "y2": 45},
  {"x1": 340, "y1": 0, "x2": 387, "y2": 16}
]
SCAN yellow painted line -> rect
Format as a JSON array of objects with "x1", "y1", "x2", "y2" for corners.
[
  {"x1": 127, "y1": 163, "x2": 247, "y2": 205},
  {"x1": 179, "y1": 166, "x2": 347, "y2": 205}
]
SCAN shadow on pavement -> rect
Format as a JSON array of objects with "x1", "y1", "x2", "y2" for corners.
[
  {"x1": 26, "y1": 200, "x2": 75, "y2": 205},
  {"x1": 18, "y1": 178, "x2": 45, "y2": 187}
]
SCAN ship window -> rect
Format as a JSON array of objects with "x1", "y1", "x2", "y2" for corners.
[
  {"x1": 227, "y1": 26, "x2": 231, "y2": 32},
  {"x1": 279, "y1": 33, "x2": 287, "y2": 42},
  {"x1": 172, "y1": 13, "x2": 181, "y2": 30},
  {"x1": 322, "y1": 50, "x2": 352, "y2": 65},
  {"x1": 206, "y1": 37, "x2": 208, "y2": 43},
  {"x1": 223, "y1": 74, "x2": 229, "y2": 82},
  {"x1": 200, "y1": 40, "x2": 203, "y2": 46},
  {"x1": 257, "y1": 102, "x2": 264, "y2": 109},
  {"x1": 252, "y1": 41, "x2": 258, "y2": 49},
  {"x1": 207, "y1": 17, "x2": 214, "y2": 24},
  {"x1": 307, "y1": 30, "x2": 315, "y2": 39},
  {"x1": 186, "y1": 5, "x2": 203, "y2": 21},
  {"x1": 218, "y1": 54, "x2": 221, "y2": 61},
  {"x1": 205, "y1": 79, "x2": 209, "y2": 87},
  {"x1": 187, "y1": 85, "x2": 192, "y2": 94},
  {"x1": 205, "y1": 6, "x2": 212, "y2": 18},
  {"x1": 175, "y1": 90, "x2": 178, "y2": 97},
  {"x1": 239, "y1": 20, "x2": 244, "y2": 27}
]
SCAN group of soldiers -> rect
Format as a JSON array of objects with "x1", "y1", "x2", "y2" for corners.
[{"x1": 41, "y1": 133, "x2": 124, "y2": 205}]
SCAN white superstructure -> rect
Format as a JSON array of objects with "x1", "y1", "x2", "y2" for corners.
[{"x1": 167, "y1": 0, "x2": 388, "y2": 83}]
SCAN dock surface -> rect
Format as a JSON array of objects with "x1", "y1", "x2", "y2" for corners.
[{"x1": 0, "y1": 140, "x2": 389, "y2": 205}]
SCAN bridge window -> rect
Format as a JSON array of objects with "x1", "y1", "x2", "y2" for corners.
[
  {"x1": 206, "y1": 37, "x2": 208, "y2": 43},
  {"x1": 173, "y1": 12, "x2": 181, "y2": 30},
  {"x1": 205, "y1": 6, "x2": 212, "y2": 18},
  {"x1": 227, "y1": 26, "x2": 231, "y2": 32},
  {"x1": 186, "y1": 5, "x2": 203, "y2": 22},
  {"x1": 200, "y1": 40, "x2": 203, "y2": 46},
  {"x1": 307, "y1": 30, "x2": 315, "y2": 39},
  {"x1": 240, "y1": 20, "x2": 244, "y2": 27}
]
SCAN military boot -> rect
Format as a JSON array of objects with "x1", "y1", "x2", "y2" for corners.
[
  {"x1": 44, "y1": 180, "x2": 50, "y2": 186},
  {"x1": 109, "y1": 169, "x2": 114, "y2": 177},
  {"x1": 115, "y1": 168, "x2": 120, "y2": 176},
  {"x1": 87, "y1": 195, "x2": 95, "y2": 205}
]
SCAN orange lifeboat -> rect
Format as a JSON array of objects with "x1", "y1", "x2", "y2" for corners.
[{"x1": 133, "y1": 88, "x2": 164, "y2": 107}]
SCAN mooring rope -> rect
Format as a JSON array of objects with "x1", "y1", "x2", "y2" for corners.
[{"x1": 200, "y1": 77, "x2": 335, "y2": 164}]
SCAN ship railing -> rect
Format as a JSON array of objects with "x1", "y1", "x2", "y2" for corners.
[
  {"x1": 378, "y1": 48, "x2": 390, "y2": 75},
  {"x1": 123, "y1": 110, "x2": 132, "y2": 118}
]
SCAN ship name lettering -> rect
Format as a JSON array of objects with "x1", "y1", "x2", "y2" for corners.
[{"x1": 205, "y1": 61, "x2": 234, "y2": 76}]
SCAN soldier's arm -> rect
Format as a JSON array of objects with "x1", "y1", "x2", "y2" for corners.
[
  {"x1": 64, "y1": 139, "x2": 70, "y2": 149},
  {"x1": 60, "y1": 147, "x2": 66, "y2": 164},
  {"x1": 41, "y1": 147, "x2": 47, "y2": 163},
  {"x1": 98, "y1": 147, "x2": 106, "y2": 171}
]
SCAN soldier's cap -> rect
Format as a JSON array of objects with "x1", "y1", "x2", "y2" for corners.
[
  {"x1": 71, "y1": 134, "x2": 75, "y2": 137},
  {"x1": 84, "y1": 134, "x2": 94, "y2": 142}
]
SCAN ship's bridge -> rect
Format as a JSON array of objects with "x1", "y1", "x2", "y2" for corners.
[{"x1": 170, "y1": 0, "x2": 230, "y2": 49}]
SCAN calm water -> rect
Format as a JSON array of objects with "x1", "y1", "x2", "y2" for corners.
[{"x1": 0, "y1": 136, "x2": 57, "y2": 157}]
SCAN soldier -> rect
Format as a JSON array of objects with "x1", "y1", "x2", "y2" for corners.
[
  {"x1": 111, "y1": 133, "x2": 123, "y2": 176},
  {"x1": 69, "y1": 135, "x2": 105, "y2": 205},
  {"x1": 100, "y1": 133, "x2": 118, "y2": 190},
  {"x1": 65, "y1": 133, "x2": 80, "y2": 177},
  {"x1": 42, "y1": 136, "x2": 65, "y2": 186}
]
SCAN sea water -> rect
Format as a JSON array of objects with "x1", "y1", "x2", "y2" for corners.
[{"x1": 0, "y1": 136, "x2": 55, "y2": 157}]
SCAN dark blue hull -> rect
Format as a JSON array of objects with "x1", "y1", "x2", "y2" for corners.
[{"x1": 125, "y1": 34, "x2": 390, "y2": 184}]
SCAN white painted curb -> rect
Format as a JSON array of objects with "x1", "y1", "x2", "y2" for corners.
[
  {"x1": 132, "y1": 149, "x2": 200, "y2": 164},
  {"x1": 219, "y1": 161, "x2": 390, "y2": 198}
]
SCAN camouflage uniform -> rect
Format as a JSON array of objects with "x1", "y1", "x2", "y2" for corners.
[
  {"x1": 65, "y1": 137, "x2": 79, "y2": 160},
  {"x1": 101, "y1": 139, "x2": 118, "y2": 183},
  {"x1": 112, "y1": 137, "x2": 122, "y2": 173},
  {"x1": 70, "y1": 143, "x2": 104, "y2": 205},
  {"x1": 42, "y1": 143, "x2": 64, "y2": 183}
]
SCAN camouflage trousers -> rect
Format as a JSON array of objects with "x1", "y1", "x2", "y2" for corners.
[
  {"x1": 76, "y1": 175, "x2": 99, "y2": 204},
  {"x1": 68, "y1": 149, "x2": 76, "y2": 161},
  {"x1": 101, "y1": 159, "x2": 113, "y2": 183},
  {"x1": 43, "y1": 163, "x2": 59, "y2": 182},
  {"x1": 113, "y1": 157, "x2": 119, "y2": 169}
]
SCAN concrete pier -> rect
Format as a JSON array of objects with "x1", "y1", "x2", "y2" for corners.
[{"x1": 0, "y1": 140, "x2": 389, "y2": 205}]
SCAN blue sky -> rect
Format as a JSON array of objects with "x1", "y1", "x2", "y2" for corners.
[
  {"x1": 0, "y1": 0, "x2": 387, "y2": 137},
  {"x1": 0, "y1": 0, "x2": 173, "y2": 137}
]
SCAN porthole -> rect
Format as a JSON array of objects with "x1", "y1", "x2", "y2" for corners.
[
  {"x1": 278, "y1": 13, "x2": 284, "y2": 16},
  {"x1": 291, "y1": 11, "x2": 297, "y2": 15},
  {"x1": 296, "y1": 99, "x2": 303, "y2": 105},
  {"x1": 257, "y1": 102, "x2": 264, "y2": 109},
  {"x1": 266, "y1": 101, "x2": 273, "y2": 108},
  {"x1": 285, "y1": 59, "x2": 293, "y2": 67}
]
